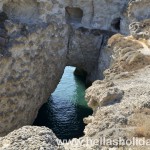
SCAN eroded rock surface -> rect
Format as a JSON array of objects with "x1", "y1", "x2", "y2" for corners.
[
  {"x1": 0, "y1": 0, "x2": 68, "y2": 136},
  {"x1": 0, "y1": 126, "x2": 64, "y2": 150},
  {"x1": 65, "y1": 18, "x2": 150, "y2": 150}
]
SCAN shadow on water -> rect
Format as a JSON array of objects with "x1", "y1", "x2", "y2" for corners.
[{"x1": 34, "y1": 67, "x2": 93, "y2": 140}]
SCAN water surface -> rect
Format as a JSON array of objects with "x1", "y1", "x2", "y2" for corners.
[{"x1": 34, "y1": 67, "x2": 92, "y2": 140}]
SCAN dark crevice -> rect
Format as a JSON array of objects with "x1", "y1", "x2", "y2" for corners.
[
  {"x1": 74, "y1": 68, "x2": 87, "y2": 85},
  {"x1": 20, "y1": 25, "x2": 28, "y2": 36},
  {"x1": 0, "y1": 12, "x2": 8, "y2": 28},
  {"x1": 90, "y1": 0, "x2": 94, "y2": 24},
  {"x1": 77, "y1": 27, "x2": 116, "y2": 36},
  {"x1": 0, "y1": 11, "x2": 10, "y2": 56},
  {"x1": 66, "y1": 25, "x2": 73, "y2": 61},
  {"x1": 111, "y1": 18, "x2": 121, "y2": 31}
]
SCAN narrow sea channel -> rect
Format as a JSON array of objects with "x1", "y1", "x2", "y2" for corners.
[{"x1": 34, "y1": 66, "x2": 93, "y2": 140}]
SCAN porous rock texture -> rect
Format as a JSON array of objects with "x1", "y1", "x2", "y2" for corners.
[
  {"x1": 0, "y1": 0, "x2": 150, "y2": 149},
  {"x1": 64, "y1": 21, "x2": 150, "y2": 150},
  {"x1": 0, "y1": 126, "x2": 64, "y2": 150},
  {"x1": 0, "y1": 0, "x2": 132, "y2": 136},
  {"x1": 0, "y1": 0, "x2": 69, "y2": 136}
]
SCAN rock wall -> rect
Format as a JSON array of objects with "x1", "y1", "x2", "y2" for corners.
[
  {"x1": 0, "y1": 126, "x2": 64, "y2": 150},
  {"x1": 64, "y1": 1, "x2": 150, "y2": 149},
  {"x1": 0, "y1": 0, "x2": 68, "y2": 136},
  {"x1": 65, "y1": 19, "x2": 150, "y2": 149},
  {"x1": 0, "y1": 0, "x2": 150, "y2": 141},
  {"x1": 0, "y1": 0, "x2": 130, "y2": 136},
  {"x1": 66, "y1": 27, "x2": 112, "y2": 85},
  {"x1": 64, "y1": 0, "x2": 129, "y2": 33}
]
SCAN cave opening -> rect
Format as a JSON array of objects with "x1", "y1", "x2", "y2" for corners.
[
  {"x1": 65, "y1": 7, "x2": 83, "y2": 24},
  {"x1": 34, "y1": 66, "x2": 93, "y2": 140},
  {"x1": 111, "y1": 18, "x2": 121, "y2": 31}
]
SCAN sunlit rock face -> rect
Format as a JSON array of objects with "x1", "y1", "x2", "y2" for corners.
[
  {"x1": 0, "y1": 126, "x2": 64, "y2": 150},
  {"x1": 82, "y1": 31, "x2": 150, "y2": 150},
  {"x1": 0, "y1": 0, "x2": 68, "y2": 136}
]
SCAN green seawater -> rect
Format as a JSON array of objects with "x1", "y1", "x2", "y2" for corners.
[{"x1": 34, "y1": 66, "x2": 93, "y2": 140}]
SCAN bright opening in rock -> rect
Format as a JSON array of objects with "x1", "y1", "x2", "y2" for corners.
[
  {"x1": 65, "y1": 7, "x2": 83, "y2": 24},
  {"x1": 34, "y1": 66, "x2": 92, "y2": 140},
  {"x1": 111, "y1": 18, "x2": 121, "y2": 31}
]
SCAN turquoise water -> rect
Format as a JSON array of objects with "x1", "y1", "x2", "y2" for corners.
[{"x1": 34, "y1": 67, "x2": 93, "y2": 140}]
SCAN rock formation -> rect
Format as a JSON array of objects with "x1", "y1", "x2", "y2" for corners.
[
  {"x1": 0, "y1": 0, "x2": 69, "y2": 136},
  {"x1": 65, "y1": 27, "x2": 150, "y2": 150},
  {"x1": 0, "y1": 0, "x2": 131, "y2": 136},
  {"x1": 65, "y1": 21, "x2": 150, "y2": 150},
  {"x1": 0, "y1": 0, "x2": 150, "y2": 150},
  {"x1": 0, "y1": 126, "x2": 64, "y2": 150}
]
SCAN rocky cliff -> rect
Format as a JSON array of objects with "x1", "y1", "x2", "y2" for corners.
[
  {"x1": 0, "y1": 0, "x2": 69, "y2": 136},
  {"x1": 65, "y1": 2, "x2": 150, "y2": 149},
  {"x1": 83, "y1": 27, "x2": 150, "y2": 150},
  {"x1": 0, "y1": 126, "x2": 64, "y2": 150},
  {"x1": 0, "y1": 0, "x2": 131, "y2": 136},
  {"x1": 0, "y1": 0, "x2": 150, "y2": 150}
]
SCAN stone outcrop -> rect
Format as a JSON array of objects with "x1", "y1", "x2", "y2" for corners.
[
  {"x1": 0, "y1": 1, "x2": 150, "y2": 149},
  {"x1": 0, "y1": 0, "x2": 131, "y2": 136},
  {"x1": 65, "y1": 19, "x2": 150, "y2": 150},
  {"x1": 128, "y1": 0, "x2": 150, "y2": 22},
  {"x1": 129, "y1": 19, "x2": 150, "y2": 39},
  {"x1": 0, "y1": 0, "x2": 69, "y2": 136},
  {"x1": 0, "y1": 126, "x2": 64, "y2": 150}
]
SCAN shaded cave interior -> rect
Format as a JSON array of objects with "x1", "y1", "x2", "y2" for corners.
[
  {"x1": 0, "y1": 3, "x2": 122, "y2": 140},
  {"x1": 111, "y1": 17, "x2": 121, "y2": 31}
]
